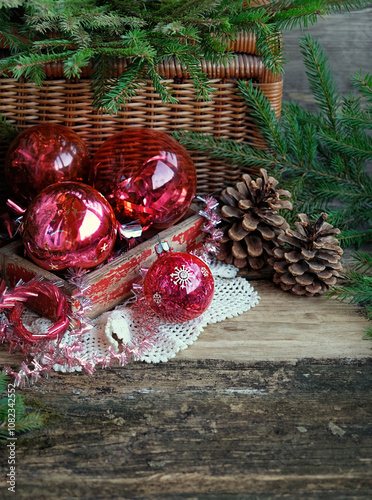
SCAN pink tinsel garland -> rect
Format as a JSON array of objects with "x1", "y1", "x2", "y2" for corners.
[{"x1": 0, "y1": 197, "x2": 222, "y2": 386}]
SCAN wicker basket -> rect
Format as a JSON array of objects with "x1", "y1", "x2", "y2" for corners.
[{"x1": 0, "y1": 31, "x2": 282, "y2": 207}]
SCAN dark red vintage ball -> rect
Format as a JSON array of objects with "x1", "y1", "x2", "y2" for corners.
[
  {"x1": 5, "y1": 123, "x2": 90, "y2": 204},
  {"x1": 89, "y1": 128, "x2": 197, "y2": 232},
  {"x1": 21, "y1": 182, "x2": 117, "y2": 271},
  {"x1": 143, "y1": 251, "x2": 214, "y2": 322}
]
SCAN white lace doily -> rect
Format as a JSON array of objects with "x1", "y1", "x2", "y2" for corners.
[{"x1": 21, "y1": 260, "x2": 260, "y2": 372}]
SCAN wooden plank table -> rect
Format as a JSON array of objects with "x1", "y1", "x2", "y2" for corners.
[{"x1": 1, "y1": 8, "x2": 372, "y2": 500}]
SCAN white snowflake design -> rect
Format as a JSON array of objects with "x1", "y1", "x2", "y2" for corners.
[
  {"x1": 200, "y1": 267, "x2": 210, "y2": 277},
  {"x1": 153, "y1": 292, "x2": 162, "y2": 305},
  {"x1": 170, "y1": 265, "x2": 194, "y2": 289}
]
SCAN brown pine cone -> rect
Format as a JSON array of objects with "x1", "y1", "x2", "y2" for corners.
[
  {"x1": 217, "y1": 169, "x2": 292, "y2": 269},
  {"x1": 267, "y1": 213, "x2": 343, "y2": 296}
]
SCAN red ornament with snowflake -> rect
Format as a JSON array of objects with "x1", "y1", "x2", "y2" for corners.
[{"x1": 143, "y1": 250, "x2": 214, "y2": 322}]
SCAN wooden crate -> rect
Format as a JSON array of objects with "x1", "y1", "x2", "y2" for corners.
[{"x1": 0, "y1": 212, "x2": 204, "y2": 319}]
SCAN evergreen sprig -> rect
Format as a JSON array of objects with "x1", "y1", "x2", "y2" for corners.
[
  {"x1": 0, "y1": 0, "x2": 371, "y2": 113},
  {"x1": 175, "y1": 34, "x2": 372, "y2": 249},
  {"x1": 0, "y1": 114, "x2": 18, "y2": 142},
  {"x1": 327, "y1": 251, "x2": 372, "y2": 337},
  {"x1": 0, "y1": 372, "x2": 44, "y2": 442}
]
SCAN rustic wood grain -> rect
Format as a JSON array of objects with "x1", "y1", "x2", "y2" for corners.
[
  {"x1": 1, "y1": 360, "x2": 372, "y2": 499},
  {"x1": 178, "y1": 280, "x2": 371, "y2": 363}
]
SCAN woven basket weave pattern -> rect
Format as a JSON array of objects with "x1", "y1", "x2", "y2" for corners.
[{"x1": 0, "y1": 37, "x2": 282, "y2": 204}]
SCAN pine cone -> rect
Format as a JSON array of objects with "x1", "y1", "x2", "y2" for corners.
[
  {"x1": 217, "y1": 169, "x2": 292, "y2": 269},
  {"x1": 267, "y1": 213, "x2": 343, "y2": 296}
]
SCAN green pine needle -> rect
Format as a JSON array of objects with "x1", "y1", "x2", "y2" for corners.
[
  {"x1": 300, "y1": 34, "x2": 341, "y2": 132},
  {"x1": 351, "y1": 70, "x2": 372, "y2": 102},
  {"x1": 174, "y1": 34, "x2": 372, "y2": 252},
  {"x1": 99, "y1": 58, "x2": 148, "y2": 114},
  {"x1": 0, "y1": 373, "x2": 44, "y2": 442},
  {"x1": 327, "y1": 250, "x2": 372, "y2": 338},
  {"x1": 1, "y1": 0, "x2": 371, "y2": 110},
  {"x1": 237, "y1": 79, "x2": 287, "y2": 156},
  {"x1": 173, "y1": 129, "x2": 278, "y2": 172},
  {"x1": 0, "y1": 114, "x2": 18, "y2": 142}
]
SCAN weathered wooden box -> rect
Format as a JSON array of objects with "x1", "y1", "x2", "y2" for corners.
[{"x1": 0, "y1": 212, "x2": 204, "y2": 319}]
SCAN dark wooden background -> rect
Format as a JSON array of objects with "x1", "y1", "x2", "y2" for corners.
[
  {"x1": 282, "y1": 7, "x2": 372, "y2": 107},
  {"x1": 1, "y1": 8, "x2": 372, "y2": 500}
]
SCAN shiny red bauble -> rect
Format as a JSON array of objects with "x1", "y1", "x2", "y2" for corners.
[
  {"x1": 5, "y1": 123, "x2": 90, "y2": 204},
  {"x1": 90, "y1": 128, "x2": 197, "y2": 231},
  {"x1": 143, "y1": 251, "x2": 214, "y2": 322},
  {"x1": 21, "y1": 182, "x2": 117, "y2": 271}
]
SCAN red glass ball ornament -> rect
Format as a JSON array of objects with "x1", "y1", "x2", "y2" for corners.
[
  {"x1": 90, "y1": 128, "x2": 197, "y2": 231},
  {"x1": 21, "y1": 182, "x2": 117, "y2": 271},
  {"x1": 5, "y1": 123, "x2": 90, "y2": 204},
  {"x1": 143, "y1": 251, "x2": 214, "y2": 322}
]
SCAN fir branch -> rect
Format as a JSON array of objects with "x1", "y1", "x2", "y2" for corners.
[
  {"x1": 353, "y1": 250, "x2": 372, "y2": 273},
  {"x1": 32, "y1": 38, "x2": 75, "y2": 49},
  {"x1": 0, "y1": 372, "x2": 44, "y2": 442},
  {"x1": 269, "y1": 5, "x2": 322, "y2": 31},
  {"x1": 0, "y1": 114, "x2": 18, "y2": 142},
  {"x1": 79, "y1": 13, "x2": 144, "y2": 32},
  {"x1": 324, "y1": 195, "x2": 371, "y2": 222},
  {"x1": 328, "y1": 271, "x2": 372, "y2": 303},
  {"x1": 340, "y1": 94, "x2": 372, "y2": 134},
  {"x1": 339, "y1": 112, "x2": 372, "y2": 131},
  {"x1": 63, "y1": 48, "x2": 94, "y2": 78},
  {"x1": 0, "y1": 0, "x2": 24, "y2": 8},
  {"x1": 210, "y1": 0, "x2": 246, "y2": 17},
  {"x1": 0, "y1": 23, "x2": 29, "y2": 53},
  {"x1": 26, "y1": 13, "x2": 61, "y2": 34},
  {"x1": 283, "y1": 101, "x2": 332, "y2": 132},
  {"x1": 319, "y1": 131, "x2": 372, "y2": 162},
  {"x1": 337, "y1": 228, "x2": 372, "y2": 248},
  {"x1": 351, "y1": 70, "x2": 372, "y2": 102},
  {"x1": 147, "y1": 62, "x2": 178, "y2": 104},
  {"x1": 327, "y1": 249, "x2": 372, "y2": 336},
  {"x1": 176, "y1": 34, "x2": 372, "y2": 247},
  {"x1": 237, "y1": 79, "x2": 287, "y2": 156},
  {"x1": 300, "y1": 34, "x2": 341, "y2": 133},
  {"x1": 154, "y1": 0, "x2": 227, "y2": 21},
  {"x1": 254, "y1": 24, "x2": 283, "y2": 75},
  {"x1": 99, "y1": 58, "x2": 148, "y2": 114},
  {"x1": 176, "y1": 53, "x2": 215, "y2": 101},
  {"x1": 90, "y1": 53, "x2": 117, "y2": 111},
  {"x1": 1, "y1": 0, "x2": 370, "y2": 110},
  {"x1": 174, "y1": 129, "x2": 281, "y2": 172},
  {"x1": 11, "y1": 409, "x2": 44, "y2": 433},
  {"x1": 269, "y1": 0, "x2": 372, "y2": 30},
  {"x1": 119, "y1": 28, "x2": 157, "y2": 58},
  {"x1": 310, "y1": 178, "x2": 371, "y2": 204},
  {"x1": 10, "y1": 50, "x2": 77, "y2": 84}
]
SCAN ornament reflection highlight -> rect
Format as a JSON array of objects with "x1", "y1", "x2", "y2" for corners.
[
  {"x1": 5, "y1": 123, "x2": 90, "y2": 204},
  {"x1": 21, "y1": 182, "x2": 117, "y2": 271},
  {"x1": 90, "y1": 128, "x2": 197, "y2": 231}
]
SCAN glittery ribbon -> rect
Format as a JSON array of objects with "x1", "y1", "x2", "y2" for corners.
[
  {"x1": 0, "y1": 212, "x2": 22, "y2": 245},
  {"x1": 0, "y1": 196, "x2": 222, "y2": 386},
  {"x1": 192, "y1": 195, "x2": 223, "y2": 262},
  {"x1": 117, "y1": 219, "x2": 143, "y2": 239},
  {"x1": 0, "y1": 272, "x2": 93, "y2": 387}
]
